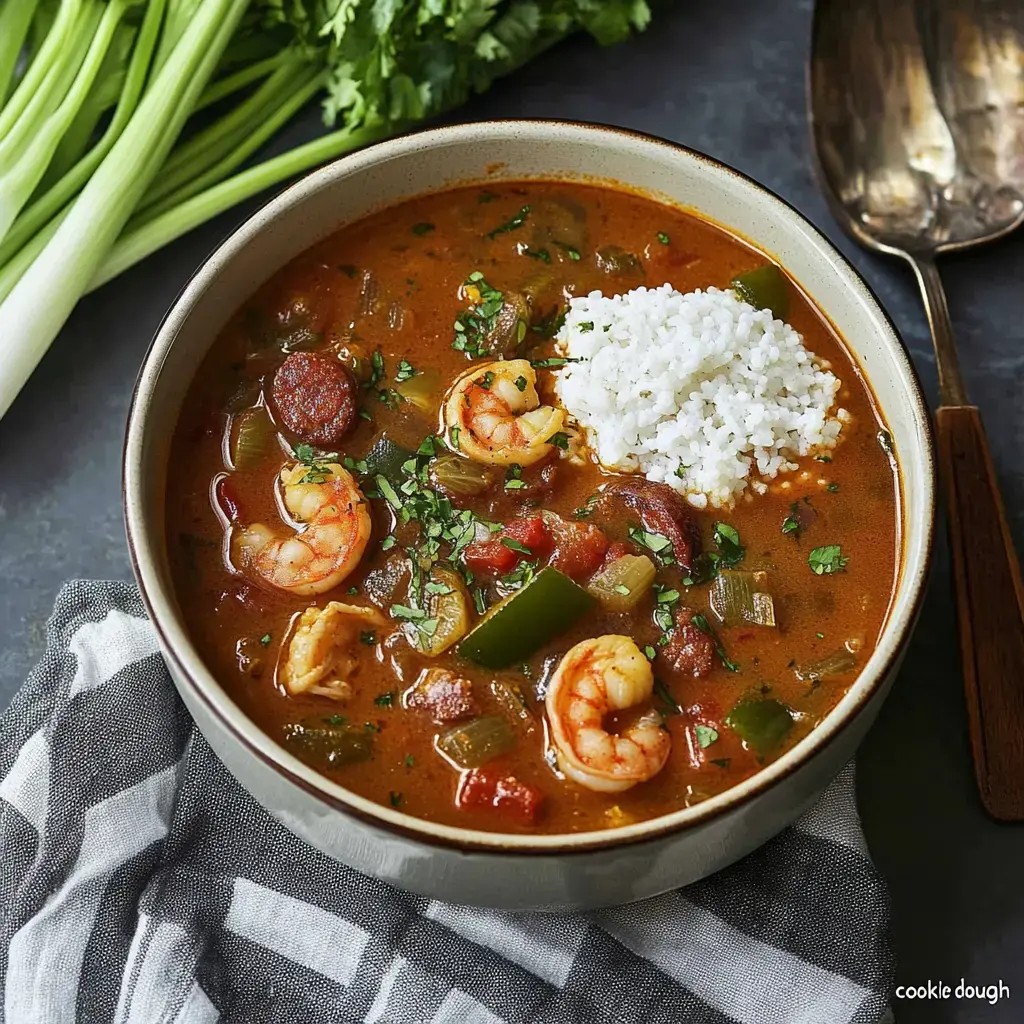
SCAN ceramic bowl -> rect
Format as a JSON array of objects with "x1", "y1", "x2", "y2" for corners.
[{"x1": 124, "y1": 120, "x2": 935, "y2": 910}]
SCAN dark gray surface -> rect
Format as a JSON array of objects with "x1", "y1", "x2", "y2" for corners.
[{"x1": 1, "y1": 2, "x2": 1021, "y2": 1020}]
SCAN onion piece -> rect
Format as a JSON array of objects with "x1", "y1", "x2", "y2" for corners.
[
  {"x1": 710, "y1": 569, "x2": 776, "y2": 627},
  {"x1": 586, "y1": 554, "x2": 656, "y2": 611},
  {"x1": 436, "y1": 715, "x2": 516, "y2": 769},
  {"x1": 230, "y1": 405, "x2": 276, "y2": 469}
]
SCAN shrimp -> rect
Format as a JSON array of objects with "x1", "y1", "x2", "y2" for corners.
[
  {"x1": 236, "y1": 462, "x2": 371, "y2": 596},
  {"x1": 545, "y1": 635, "x2": 671, "y2": 793},
  {"x1": 280, "y1": 601, "x2": 385, "y2": 699},
  {"x1": 443, "y1": 358, "x2": 564, "y2": 467}
]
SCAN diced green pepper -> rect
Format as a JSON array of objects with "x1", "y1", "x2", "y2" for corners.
[
  {"x1": 364, "y1": 434, "x2": 415, "y2": 486},
  {"x1": 283, "y1": 719, "x2": 374, "y2": 768},
  {"x1": 725, "y1": 698, "x2": 794, "y2": 756},
  {"x1": 436, "y1": 715, "x2": 515, "y2": 768},
  {"x1": 457, "y1": 566, "x2": 595, "y2": 668},
  {"x1": 731, "y1": 264, "x2": 790, "y2": 320}
]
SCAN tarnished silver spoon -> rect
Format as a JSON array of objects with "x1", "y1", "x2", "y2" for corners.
[{"x1": 810, "y1": 0, "x2": 1024, "y2": 819}]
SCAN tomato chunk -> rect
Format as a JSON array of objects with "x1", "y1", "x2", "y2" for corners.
[
  {"x1": 547, "y1": 518, "x2": 608, "y2": 580},
  {"x1": 215, "y1": 476, "x2": 244, "y2": 522},
  {"x1": 456, "y1": 769, "x2": 543, "y2": 824},
  {"x1": 464, "y1": 515, "x2": 551, "y2": 576}
]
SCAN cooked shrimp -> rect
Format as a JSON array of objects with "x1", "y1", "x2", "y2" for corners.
[
  {"x1": 280, "y1": 601, "x2": 385, "y2": 699},
  {"x1": 236, "y1": 462, "x2": 371, "y2": 595},
  {"x1": 443, "y1": 358, "x2": 564, "y2": 467},
  {"x1": 545, "y1": 635, "x2": 671, "y2": 793}
]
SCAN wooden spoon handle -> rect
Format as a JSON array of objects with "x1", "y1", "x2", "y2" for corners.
[{"x1": 937, "y1": 404, "x2": 1024, "y2": 820}]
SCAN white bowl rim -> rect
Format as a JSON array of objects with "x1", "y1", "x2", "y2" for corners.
[{"x1": 124, "y1": 119, "x2": 936, "y2": 854}]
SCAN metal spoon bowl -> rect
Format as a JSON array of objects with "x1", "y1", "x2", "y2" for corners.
[{"x1": 810, "y1": 0, "x2": 1024, "y2": 819}]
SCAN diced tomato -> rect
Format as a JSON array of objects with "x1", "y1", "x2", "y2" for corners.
[
  {"x1": 547, "y1": 518, "x2": 608, "y2": 580},
  {"x1": 215, "y1": 476, "x2": 244, "y2": 522},
  {"x1": 603, "y1": 540, "x2": 634, "y2": 565},
  {"x1": 501, "y1": 515, "x2": 552, "y2": 558},
  {"x1": 463, "y1": 515, "x2": 551, "y2": 576},
  {"x1": 463, "y1": 540, "x2": 519, "y2": 576},
  {"x1": 457, "y1": 769, "x2": 543, "y2": 824}
]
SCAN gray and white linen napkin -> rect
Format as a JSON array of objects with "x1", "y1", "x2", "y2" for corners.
[{"x1": 0, "y1": 581, "x2": 894, "y2": 1024}]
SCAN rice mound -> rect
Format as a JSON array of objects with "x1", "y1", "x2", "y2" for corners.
[{"x1": 553, "y1": 283, "x2": 844, "y2": 509}]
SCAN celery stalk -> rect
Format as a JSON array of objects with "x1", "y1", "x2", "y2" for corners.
[
  {"x1": 0, "y1": 0, "x2": 249, "y2": 419},
  {"x1": 0, "y1": 0, "x2": 42, "y2": 105},
  {"x1": 0, "y1": 0, "x2": 164, "y2": 269},
  {"x1": 0, "y1": 0, "x2": 134, "y2": 241}
]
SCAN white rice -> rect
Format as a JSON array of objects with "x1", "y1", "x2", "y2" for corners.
[{"x1": 553, "y1": 283, "x2": 844, "y2": 509}]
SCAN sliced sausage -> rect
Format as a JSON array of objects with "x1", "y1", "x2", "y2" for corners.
[
  {"x1": 662, "y1": 609, "x2": 714, "y2": 678},
  {"x1": 604, "y1": 477, "x2": 700, "y2": 573},
  {"x1": 271, "y1": 352, "x2": 357, "y2": 447},
  {"x1": 405, "y1": 669, "x2": 478, "y2": 723}
]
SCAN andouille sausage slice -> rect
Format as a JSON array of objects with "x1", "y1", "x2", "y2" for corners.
[{"x1": 271, "y1": 352, "x2": 357, "y2": 447}]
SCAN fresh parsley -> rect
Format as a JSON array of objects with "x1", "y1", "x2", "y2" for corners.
[
  {"x1": 374, "y1": 691, "x2": 395, "y2": 706},
  {"x1": 657, "y1": 231, "x2": 670, "y2": 245},
  {"x1": 691, "y1": 613, "x2": 739, "y2": 672},
  {"x1": 808, "y1": 545, "x2": 849, "y2": 575},
  {"x1": 694, "y1": 724, "x2": 719, "y2": 748},
  {"x1": 487, "y1": 204, "x2": 530, "y2": 239},
  {"x1": 452, "y1": 272, "x2": 505, "y2": 358}
]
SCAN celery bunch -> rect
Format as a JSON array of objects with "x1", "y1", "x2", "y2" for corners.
[{"x1": 0, "y1": 0, "x2": 650, "y2": 419}]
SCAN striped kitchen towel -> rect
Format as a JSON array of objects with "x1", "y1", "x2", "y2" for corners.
[{"x1": 0, "y1": 581, "x2": 895, "y2": 1024}]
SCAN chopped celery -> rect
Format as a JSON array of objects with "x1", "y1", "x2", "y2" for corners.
[
  {"x1": 586, "y1": 554, "x2": 656, "y2": 611},
  {"x1": 458, "y1": 567, "x2": 594, "y2": 669},
  {"x1": 364, "y1": 434, "x2": 414, "y2": 486},
  {"x1": 429, "y1": 452, "x2": 494, "y2": 497},
  {"x1": 795, "y1": 648, "x2": 857, "y2": 682},
  {"x1": 710, "y1": 570, "x2": 776, "y2": 627},
  {"x1": 436, "y1": 715, "x2": 515, "y2": 768},
  {"x1": 725, "y1": 698, "x2": 794, "y2": 756},
  {"x1": 492, "y1": 678, "x2": 533, "y2": 720},
  {"x1": 283, "y1": 718, "x2": 374, "y2": 768},
  {"x1": 730, "y1": 264, "x2": 790, "y2": 320},
  {"x1": 395, "y1": 368, "x2": 440, "y2": 413},
  {"x1": 419, "y1": 567, "x2": 471, "y2": 656},
  {"x1": 230, "y1": 405, "x2": 276, "y2": 470}
]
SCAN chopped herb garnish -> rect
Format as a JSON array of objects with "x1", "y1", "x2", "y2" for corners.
[
  {"x1": 547, "y1": 431, "x2": 570, "y2": 450},
  {"x1": 449, "y1": 425, "x2": 461, "y2": 449},
  {"x1": 628, "y1": 526, "x2": 673, "y2": 559},
  {"x1": 814, "y1": 454, "x2": 832, "y2": 463},
  {"x1": 294, "y1": 443, "x2": 337, "y2": 485},
  {"x1": 259, "y1": 633, "x2": 271, "y2": 646},
  {"x1": 360, "y1": 630, "x2": 377, "y2": 646},
  {"x1": 504, "y1": 464, "x2": 525, "y2": 491},
  {"x1": 653, "y1": 677, "x2": 682, "y2": 714},
  {"x1": 501, "y1": 537, "x2": 533, "y2": 554},
  {"x1": 374, "y1": 691, "x2": 395, "y2": 706},
  {"x1": 411, "y1": 222, "x2": 435, "y2": 236},
  {"x1": 691, "y1": 613, "x2": 739, "y2": 672},
  {"x1": 327, "y1": 714, "x2": 346, "y2": 726},
  {"x1": 553, "y1": 240, "x2": 581, "y2": 261},
  {"x1": 376, "y1": 475, "x2": 404, "y2": 512},
  {"x1": 529, "y1": 356, "x2": 581, "y2": 369},
  {"x1": 781, "y1": 503, "x2": 802, "y2": 538},
  {"x1": 614, "y1": 584, "x2": 632, "y2": 595},
  {"x1": 694, "y1": 724, "x2": 719, "y2": 748},
  {"x1": 474, "y1": 370, "x2": 496, "y2": 389},
  {"x1": 486, "y1": 204, "x2": 530, "y2": 239},
  {"x1": 391, "y1": 604, "x2": 425, "y2": 621},
  {"x1": 808, "y1": 545, "x2": 849, "y2": 575},
  {"x1": 452, "y1": 272, "x2": 505, "y2": 358},
  {"x1": 514, "y1": 375, "x2": 528, "y2": 392},
  {"x1": 404, "y1": 754, "x2": 415, "y2": 768},
  {"x1": 523, "y1": 246, "x2": 551, "y2": 263},
  {"x1": 389, "y1": 791, "x2": 403, "y2": 808},
  {"x1": 826, "y1": 482, "x2": 840, "y2": 493},
  {"x1": 395, "y1": 359, "x2": 417, "y2": 382},
  {"x1": 380, "y1": 536, "x2": 396, "y2": 551},
  {"x1": 368, "y1": 349, "x2": 385, "y2": 388},
  {"x1": 577, "y1": 321, "x2": 595, "y2": 333},
  {"x1": 575, "y1": 494, "x2": 600, "y2": 520},
  {"x1": 347, "y1": 586, "x2": 359, "y2": 595},
  {"x1": 713, "y1": 522, "x2": 744, "y2": 567},
  {"x1": 643, "y1": 645, "x2": 657, "y2": 661},
  {"x1": 815, "y1": 631, "x2": 824, "y2": 639},
  {"x1": 657, "y1": 231, "x2": 670, "y2": 245}
]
